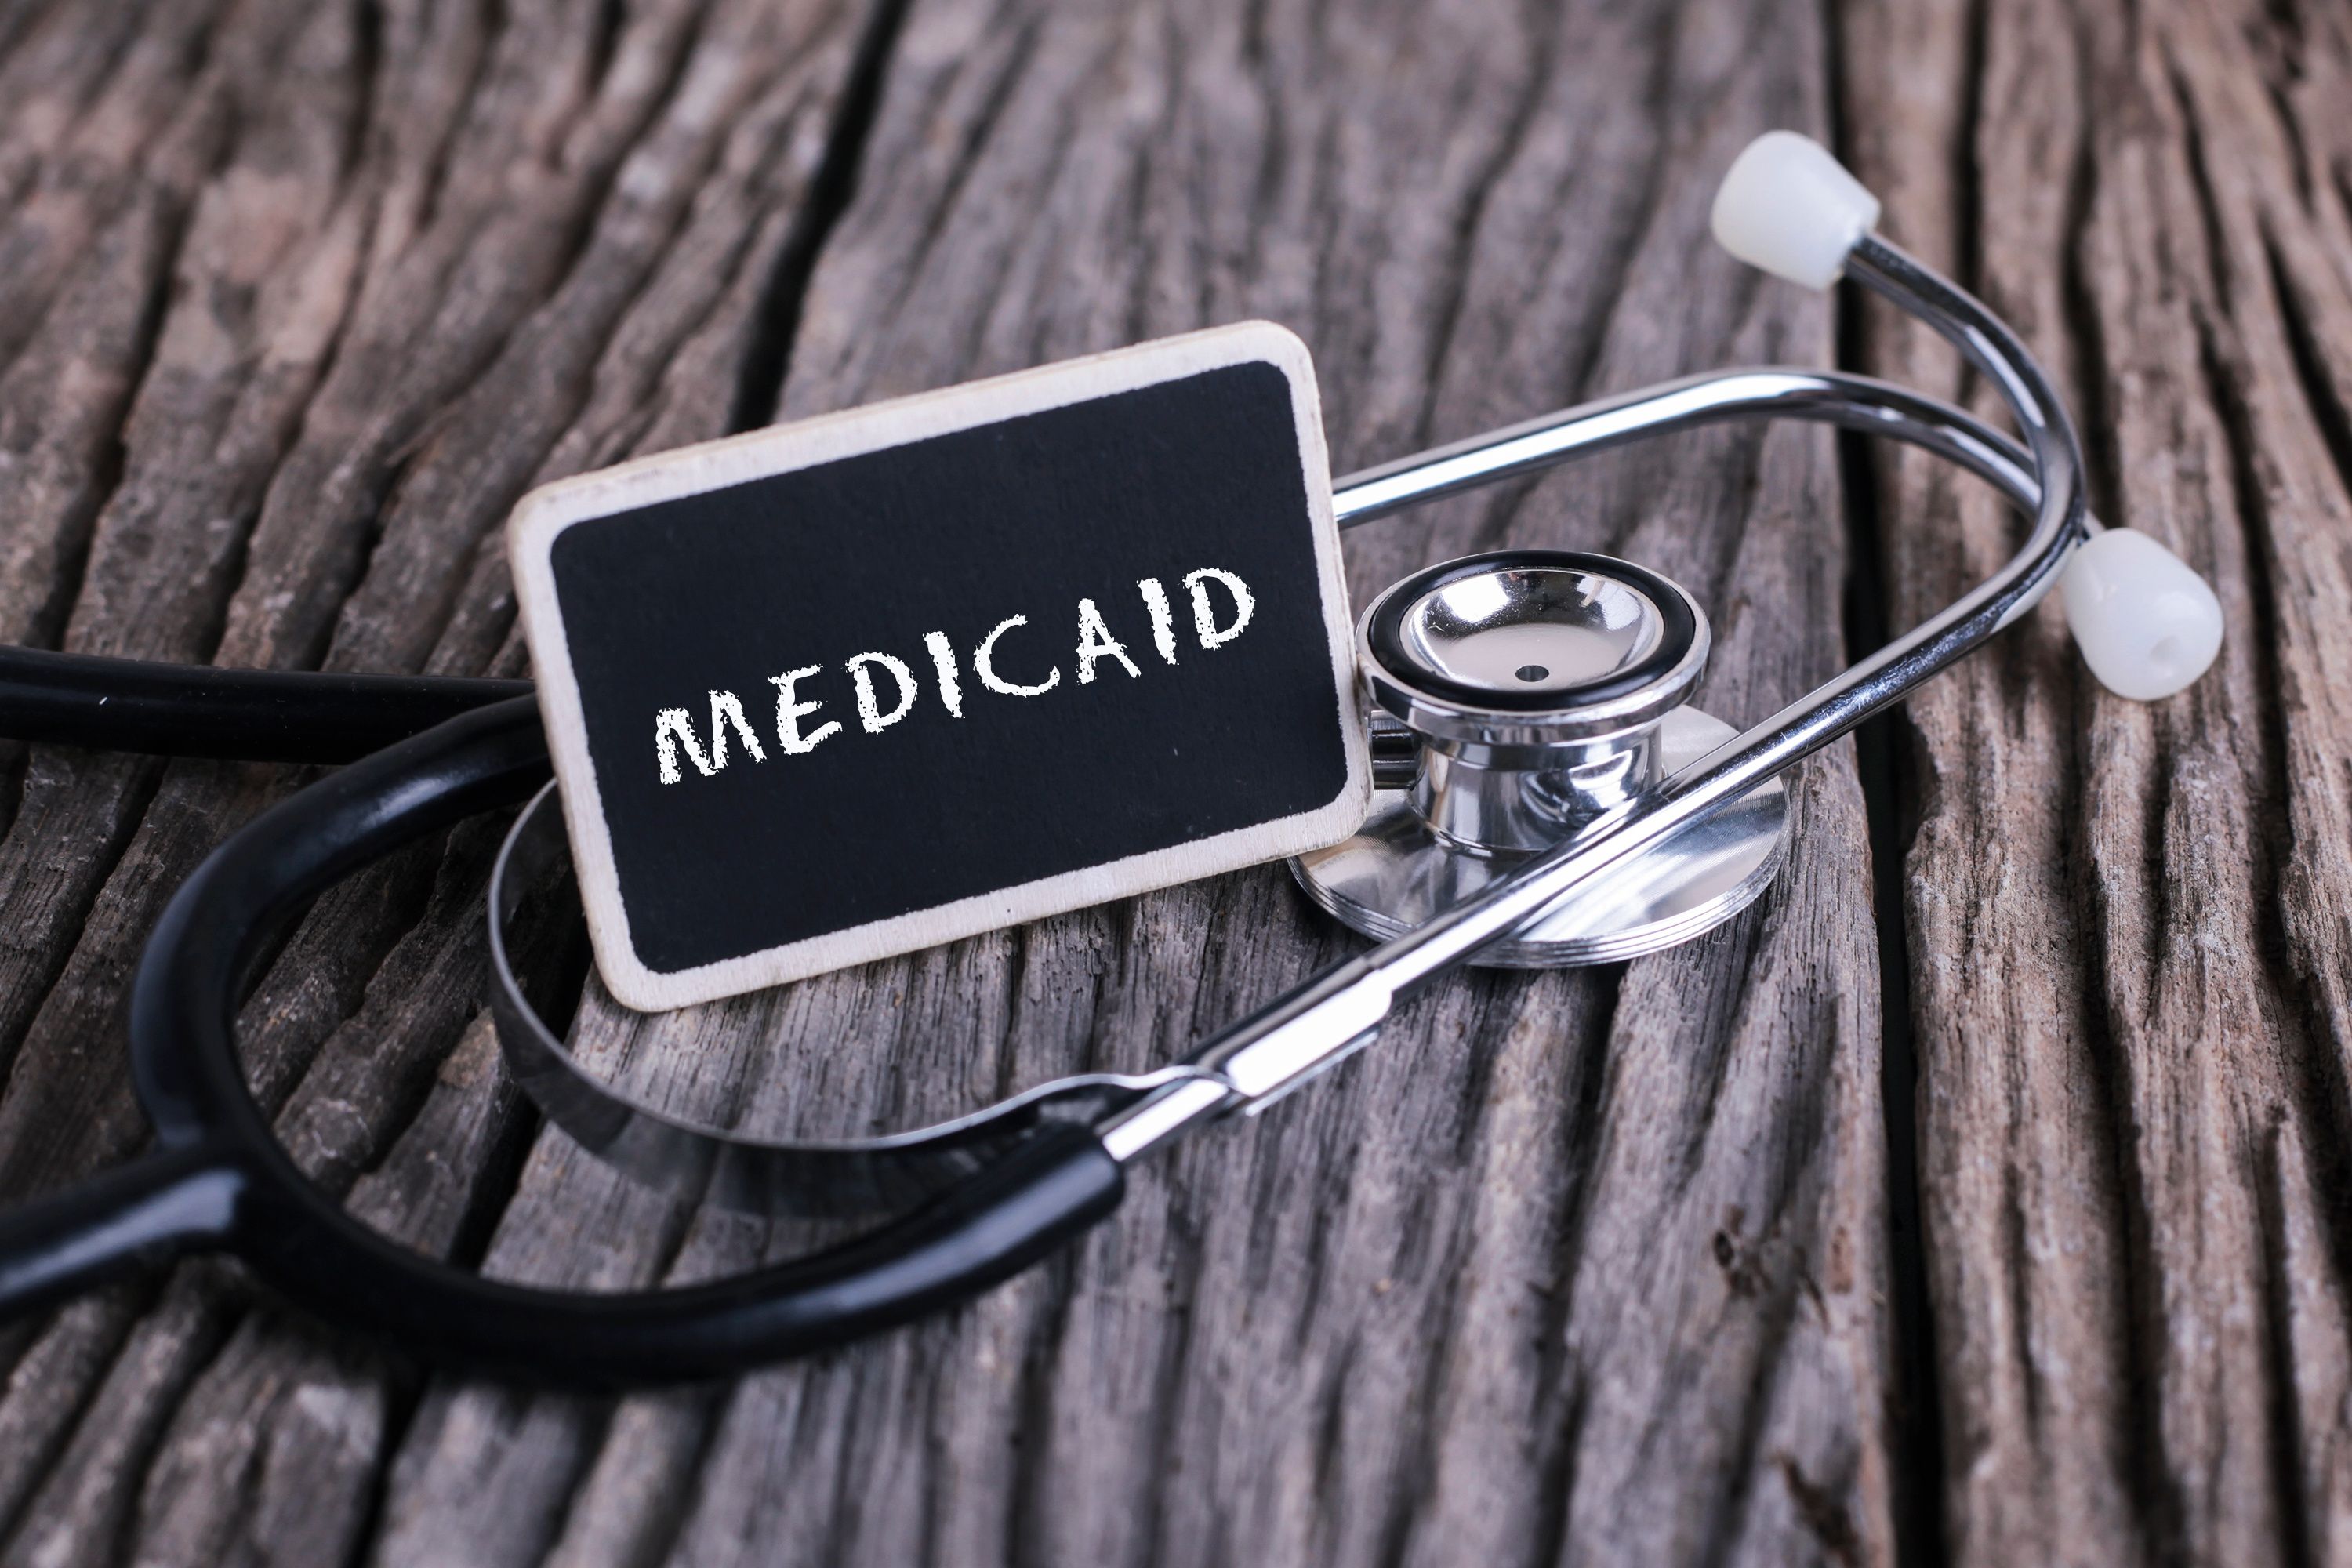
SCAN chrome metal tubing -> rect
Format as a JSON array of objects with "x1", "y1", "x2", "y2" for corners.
[
  {"x1": 1100, "y1": 234, "x2": 2089, "y2": 1162},
  {"x1": 1333, "y1": 365, "x2": 2045, "y2": 531}
]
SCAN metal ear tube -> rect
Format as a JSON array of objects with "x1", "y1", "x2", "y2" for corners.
[{"x1": 1098, "y1": 220, "x2": 2100, "y2": 1161}]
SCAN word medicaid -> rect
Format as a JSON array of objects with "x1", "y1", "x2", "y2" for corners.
[{"x1": 654, "y1": 568, "x2": 1256, "y2": 784}]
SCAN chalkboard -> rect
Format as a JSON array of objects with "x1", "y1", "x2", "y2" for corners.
[{"x1": 510, "y1": 323, "x2": 1369, "y2": 1011}]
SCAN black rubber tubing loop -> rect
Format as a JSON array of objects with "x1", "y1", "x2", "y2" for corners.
[{"x1": 3, "y1": 693, "x2": 1124, "y2": 1388}]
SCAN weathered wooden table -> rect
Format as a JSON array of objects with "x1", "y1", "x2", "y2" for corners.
[{"x1": 0, "y1": 0, "x2": 2345, "y2": 1562}]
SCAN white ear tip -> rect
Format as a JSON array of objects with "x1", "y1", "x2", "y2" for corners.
[
  {"x1": 2060, "y1": 528, "x2": 2224, "y2": 700},
  {"x1": 1709, "y1": 131, "x2": 1882, "y2": 291}
]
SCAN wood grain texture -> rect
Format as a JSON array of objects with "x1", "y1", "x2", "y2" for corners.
[
  {"x1": 1839, "y1": 0, "x2": 2352, "y2": 1562},
  {"x1": 0, "y1": 0, "x2": 2336, "y2": 1563}
]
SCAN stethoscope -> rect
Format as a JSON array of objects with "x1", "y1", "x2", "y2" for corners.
[{"x1": 0, "y1": 135, "x2": 2223, "y2": 1385}]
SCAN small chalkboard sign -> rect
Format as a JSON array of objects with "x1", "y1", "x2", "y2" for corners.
[{"x1": 510, "y1": 322, "x2": 1369, "y2": 1011}]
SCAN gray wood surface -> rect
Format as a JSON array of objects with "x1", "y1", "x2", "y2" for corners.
[
  {"x1": 1842, "y1": 4, "x2": 2352, "y2": 1562},
  {"x1": 0, "y1": 0, "x2": 2339, "y2": 1563}
]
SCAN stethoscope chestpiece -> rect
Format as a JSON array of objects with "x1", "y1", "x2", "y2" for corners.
[{"x1": 1292, "y1": 549, "x2": 1790, "y2": 966}]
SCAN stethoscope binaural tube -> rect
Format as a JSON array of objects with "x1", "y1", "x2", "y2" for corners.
[{"x1": 1090, "y1": 181, "x2": 2110, "y2": 1161}]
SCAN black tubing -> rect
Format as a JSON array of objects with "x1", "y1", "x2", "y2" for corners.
[
  {"x1": 125, "y1": 698, "x2": 1124, "y2": 1386},
  {"x1": 0, "y1": 1145, "x2": 245, "y2": 1320},
  {"x1": 0, "y1": 645, "x2": 529, "y2": 762},
  {"x1": 236, "y1": 1119, "x2": 1122, "y2": 1383}
]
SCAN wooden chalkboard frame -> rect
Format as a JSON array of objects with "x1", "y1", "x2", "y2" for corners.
[{"x1": 510, "y1": 321, "x2": 1369, "y2": 1011}]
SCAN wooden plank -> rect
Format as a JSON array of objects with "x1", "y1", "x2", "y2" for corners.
[{"x1": 1840, "y1": 0, "x2": 2352, "y2": 1561}]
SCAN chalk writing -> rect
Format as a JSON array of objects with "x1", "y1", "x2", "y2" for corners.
[{"x1": 655, "y1": 568, "x2": 1257, "y2": 782}]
